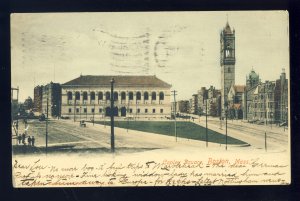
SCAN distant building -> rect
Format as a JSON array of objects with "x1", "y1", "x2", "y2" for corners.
[
  {"x1": 41, "y1": 82, "x2": 61, "y2": 117},
  {"x1": 243, "y1": 69, "x2": 261, "y2": 120},
  {"x1": 203, "y1": 86, "x2": 221, "y2": 117},
  {"x1": 243, "y1": 69, "x2": 288, "y2": 123},
  {"x1": 189, "y1": 94, "x2": 198, "y2": 114},
  {"x1": 197, "y1": 87, "x2": 208, "y2": 115},
  {"x1": 227, "y1": 85, "x2": 245, "y2": 119},
  {"x1": 60, "y1": 75, "x2": 172, "y2": 120},
  {"x1": 177, "y1": 100, "x2": 190, "y2": 113},
  {"x1": 34, "y1": 85, "x2": 43, "y2": 113}
]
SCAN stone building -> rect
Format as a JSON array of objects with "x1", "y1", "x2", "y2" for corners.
[
  {"x1": 243, "y1": 69, "x2": 260, "y2": 120},
  {"x1": 197, "y1": 87, "x2": 208, "y2": 115},
  {"x1": 189, "y1": 94, "x2": 198, "y2": 114},
  {"x1": 220, "y1": 21, "x2": 236, "y2": 116},
  {"x1": 203, "y1": 86, "x2": 221, "y2": 117},
  {"x1": 41, "y1": 82, "x2": 61, "y2": 117},
  {"x1": 177, "y1": 100, "x2": 190, "y2": 113},
  {"x1": 60, "y1": 75, "x2": 172, "y2": 120},
  {"x1": 227, "y1": 85, "x2": 245, "y2": 119},
  {"x1": 243, "y1": 69, "x2": 288, "y2": 123},
  {"x1": 33, "y1": 85, "x2": 43, "y2": 113}
]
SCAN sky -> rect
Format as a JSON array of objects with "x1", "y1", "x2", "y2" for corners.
[{"x1": 11, "y1": 11, "x2": 289, "y2": 102}]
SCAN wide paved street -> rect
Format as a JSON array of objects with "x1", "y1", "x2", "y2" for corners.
[{"x1": 12, "y1": 117, "x2": 289, "y2": 155}]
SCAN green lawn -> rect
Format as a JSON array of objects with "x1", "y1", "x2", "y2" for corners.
[{"x1": 93, "y1": 121, "x2": 246, "y2": 145}]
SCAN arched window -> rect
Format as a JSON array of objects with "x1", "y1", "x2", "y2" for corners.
[
  {"x1": 75, "y1": 91, "x2": 80, "y2": 100},
  {"x1": 136, "y1": 92, "x2": 141, "y2": 100},
  {"x1": 67, "y1": 91, "x2": 72, "y2": 100},
  {"x1": 98, "y1": 92, "x2": 103, "y2": 100},
  {"x1": 129, "y1": 92, "x2": 133, "y2": 100},
  {"x1": 83, "y1": 91, "x2": 88, "y2": 100},
  {"x1": 144, "y1": 92, "x2": 149, "y2": 100},
  {"x1": 114, "y1": 92, "x2": 118, "y2": 100},
  {"x1": 152, "y1": 92, "x2": 156, "y2": 100},
  {"x1": 159, "y1": 92, "x2": 164, "y2": 100},
  {"x1": 121, "y1": 92, "x2": 126, "y2": 100},
  {"x1": 106, "y1": 92, "x2": 110, "y2": 100},
  {"x1": 90, "y1": 92, "x2": 95, "y2": 100}
]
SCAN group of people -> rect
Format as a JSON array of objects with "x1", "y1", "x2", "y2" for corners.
[{"x1": 17, "y1": 133, "x2": 35, "y2": 146}]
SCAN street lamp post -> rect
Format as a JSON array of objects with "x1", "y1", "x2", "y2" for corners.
[
  {"x1": 110, "y1": 78, "x2": 115, "y2": 153},
  {"x1": 80, "y1": 106, "x2": 82, "y2": 120}
]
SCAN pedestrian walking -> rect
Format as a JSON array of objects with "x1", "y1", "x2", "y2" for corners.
[
  {"x1": 21, "y1": 133, "x2": 26, "y2": 145},
  {"x1": 31, "y1": 136, "x2": 35, "y2": 147},
  {"x1": 27, "y1": 136, "x2": 32, "y2": 146},
  {"x1": 17, "y1": 135, "x2": 22, "y2": 145}
]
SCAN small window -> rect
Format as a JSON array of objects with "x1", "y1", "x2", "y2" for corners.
[
  {"x1": 69, "y1": 108, "x2": 72, "y2": 113},
  {"x1": 145, "y1": 109, "x2": 148, "y2": 113},
  {"x1": 76, "y1": 108, "x2": 79, "y2": 113},
  {"x1": 160, "y1": 109, "x2": 163, "y2": 113},
  {"x1": 129, "y1": 109, "x2": 133, "y2": 113},
  {"x1": 152, "y1": 109, "x2": 155, "y2": 113},
  {"x1": 91, "y1": 108, "x2": 95, "y2": 113},
  {"x1": 137, "y1": 109, "x2": 140, "y2": 113},
  {"x1": 99, "y1": 108, "x2": 102, "y2": 113},
  {"x1": 84, "y1": 108, "x2": 87, "y2": 113}
]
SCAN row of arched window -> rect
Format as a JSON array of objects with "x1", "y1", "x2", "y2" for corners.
[{"x1": 67, "y1": 91, "x2": 165, "y2": 101}]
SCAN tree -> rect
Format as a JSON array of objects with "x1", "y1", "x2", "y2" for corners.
[{"x1": 23, "y1": 96, "x2": 34, "y2": 110}]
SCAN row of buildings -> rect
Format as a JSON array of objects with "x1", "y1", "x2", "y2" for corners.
[
  {"x1": 34, "y1": 75, "x2": 172, "y2": 120},
  {"x1": 179, "y1": 68, "x2": 288, "y2": 123},
  {"x1": 178, "y1": 21, "x2": 288, "y2": 124}
]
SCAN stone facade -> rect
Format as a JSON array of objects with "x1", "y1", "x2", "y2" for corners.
[
  {"x1": 41, "y1": 82, "x2": 62, "y2": 117},
  {"x1": 243, "y1": 69, "x2": 288, "y2": 123},
  {"x1": 33, "y1": 85, "x2": 43, "y2": 113},
  {"x1": 61, "y1": 75, "x2": 172, "y2": 120}
]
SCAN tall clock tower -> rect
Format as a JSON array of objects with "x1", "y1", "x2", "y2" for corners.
[{"x1": 220, "y1": 21, "x2": 235, "y2": 116}]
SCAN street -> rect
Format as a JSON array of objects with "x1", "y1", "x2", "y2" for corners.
[{"x1": 12, "y1": 116, "x2": 289, "y2": 155}]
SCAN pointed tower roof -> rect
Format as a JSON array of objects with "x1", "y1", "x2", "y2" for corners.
[{"x1": 224, "y1": 22, "x2": 232, "y2": 34}]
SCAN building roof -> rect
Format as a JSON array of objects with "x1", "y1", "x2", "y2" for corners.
[
  {"x1": 62, "y1": 75, "x2": 172, "y2": 88},
  {"x1": 224, "y1": 22, "x2": 232, "y2": 34},
  {"x1": 234, "y1": 85, "x2": 246, "y2": 93}
]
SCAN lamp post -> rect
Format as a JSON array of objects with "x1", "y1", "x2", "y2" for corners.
[
  {"x1": 79, "y1": 106, "x2": 82, "y2": 120},
  {"x1": 225, "y1": 102, "x2": 228, "y2": 151},
  {"x1": 110, "y1": 78, "x2": 115, "y2": 153}
]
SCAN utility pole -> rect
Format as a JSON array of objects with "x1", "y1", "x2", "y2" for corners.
[
  {"x1": 46, "y1": 87, "x2": 49, "y2": 155},
  {"x1": 110, "y1": 78, "x2": 115, "y2": 153},
  {"x1": 264, "y1": 84, "x2": 267, "y2": 152},
  {"x1": 206, "y1": 99, "x2": 208, "y2": 147},
  {"x1": 171, "y1": 90, "x2": 177, "y2": 142}
]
